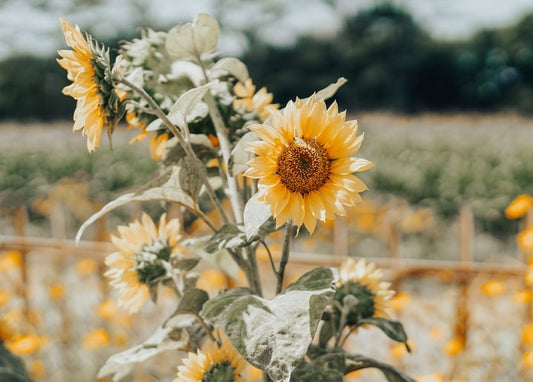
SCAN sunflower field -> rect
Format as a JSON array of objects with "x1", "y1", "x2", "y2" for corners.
[{"x1": 1, "y1": 12, "x2": 533, "y2": 382}]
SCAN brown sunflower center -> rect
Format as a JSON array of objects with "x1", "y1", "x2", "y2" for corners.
[{"x1": 277, "y1": 137, "x2": 330, "y2": 194}]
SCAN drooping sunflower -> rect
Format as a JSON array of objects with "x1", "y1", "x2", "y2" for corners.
[
  {"x1": 334, "y1": 258, "x2": 394, "y2": 325},
  {"x1": 57, "y1": 18, "x2": 124, "y2": 152},
  {"x1": 245, "y1": 95, "x2": 373, "y2": 233},
  {"x1": 104, "y1": 213, "x2": 186, "y2": 313},
  {"x1": 175, "y1": 338, "x2": 246, "y2": 382}
]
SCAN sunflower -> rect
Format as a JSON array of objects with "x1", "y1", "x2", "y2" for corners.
[
  {"x1": 104, "y1": 213, "x2": 185, "y2": 313},
  {"x1": 245, "y1": 95, "x2": 373, "y2": 233},
  {"x1": 175, "y1": 338, "x2": 246, "y2": 382},
  {"x1": 233, "y1": 78, "x2": 279, "y2": 121},
  {"x1": 57, "y1": 18, "x2": 123, "y2": 152},
  {"x1": 334, "y1": 258, "x2": 394, "y2": 325}
]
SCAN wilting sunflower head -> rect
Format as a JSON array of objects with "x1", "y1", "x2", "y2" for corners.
[
  {"x1": 104, "y1": 213, "x2": 189, "y2": 313},
  {"x1": 334, "y1": 258, "x2": 394, "y2": 325},
  {"x1": 245, "y1": 95, "x2": 374, "y2": 233},
  {"x1": 175, "y1": 337, "x2": 246, "y2": 382},
  {"x1": 57, "y1": 18, "x2": 124, "y2": 152}
]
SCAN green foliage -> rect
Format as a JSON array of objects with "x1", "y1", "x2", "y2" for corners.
[{"x1": 0, "y1": 342, "x2": 33, "y2": 382}]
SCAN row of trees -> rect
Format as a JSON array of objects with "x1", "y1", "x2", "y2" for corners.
[{"x1": 1, "y1": 4, "x2": 533, "y2": 120}]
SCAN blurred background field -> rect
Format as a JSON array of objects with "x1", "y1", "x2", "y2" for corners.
[{"x1": 2, "y1": 0, "x2": 533, "y2": 381}]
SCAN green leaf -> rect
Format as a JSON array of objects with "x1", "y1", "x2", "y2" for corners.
[
  {"x1": 177, "y1": 288, "x2": 209, "y2": 314},
  {"x1": 75, "y1": 165, "x2": 197, "y2": 243},
  {"x1": 177, "y1": 156, "x2": 205, "y2": 199},
  {"x1": 243, "y1": 192, "x2": 272, "y2": 240},
  {"x1": 0, "y1": 343, "x2": 32, "y2": 382},
  {"x1": 167, "y1": 82, "x2": 214, "y2": 130},
  {"x1": 229, "y1": 131, "x2": 256, "y2": 177},
  {"x1": 344, "y1": 354, "x2": 415, "y2": 382},
  {"x1": 205, "y1": 224, "x2": 248, "y2": 253},
  {"x1": 210, "y1": 57, "x2": 249, "y2": 82},
  {"x1": 97, "y1": 319, "x2": 193, "y2": 381},
  {"x1": 165, "y1": 13, "x2": 220, "y2": 61},
  {"x1": 318, "y1": 318, "x2": 335, "y2": 348},
  {"x1": 290, "y1": 360, "x2": 343, "y2": 382},
  {"x1": 183, "y1": 236, "x2": 239, "y2": 279},
  {"x1": 162, "y1": 134, "x2": 216, "y2": 166},
  {"x1": 200, "y1": 267, "x2": 337, "y2": 382},
  {"x1": 358, "y1": 317, "x2": 410, "y2": 351}
]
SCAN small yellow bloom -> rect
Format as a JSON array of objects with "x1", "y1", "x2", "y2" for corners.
[
  {"x1": 29, "y1": 359, "x2": 47, "y2": 380},
  {"x1": 196, "y1": 269, "x2": 228, "y2": 294},
  {"x1": 82, "y1": 328, "x2": 110, "y2": 350},
  {"x1": 522, "y1": 323, "x2": 533, "y2": 345},
  {"x1": 113, "y1": 332, "x2": 129, "y2": 347},
  {"x1": 525, "y1": 266, "x2": 533, "y2": 287},
  {"x1": 5, "y1": 334, "x2": 48, "y2": 356},
  {"x1": 523, "y1": 350, "x2": 533, "y2": 368},
  {"x1": 75, "y1": 258, "x2": 98, "y2": 276},
  {"x1": 443, "y1": 337, "x2": 464, "y2": 356},
  {"x1": 518, "y1": 226, "x2": 533, "y2": 254},
  {"x1": 233, "y1": 78, "x2": 279, "y2": 121},
  {"x1": 390, "y1": 340, "x2": 415, "y2": 359},
  {"x1": 0, "y1": 250, "x2": 23, "y2": 272},
  {"x1": 49, "y1": 283, "x2": 66, "y2": 300},
  {"x1": 175, "y1": 337, "x2": 246, "y2": 382},
  {"x1": 389, "y1": 291, "x2": 412, "y2": 312},
  {"x1": 95, "y1": 299, "x2": 118, "y2": 320},
  {"x1": 0, "y1": 289, "x2": 10, "y2": 306},
  {"x1": 480, "y1": 280, "x2": 506, "y2": 297},
  {"x1": 429, "y1": 327, "x2": 444, "y2": 341},
  {"x1": 416, "y1": 372, "x2": 444, "y2": 382},
  {"x1": 505, "y1": 194, "x2": 533, "y2": 219},
  {"x1": 512, "y1": 289, "x2": 532, "y2": 304}
]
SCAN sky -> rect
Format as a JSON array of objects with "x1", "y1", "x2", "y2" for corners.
[{"x1": 1, "y1": 0, "x2": 533, "y2": 60}]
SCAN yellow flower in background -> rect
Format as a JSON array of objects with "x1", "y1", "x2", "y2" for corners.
[
  {"x1": 512, "y1": 289, "x2": 532, "y2": 304},
  {"x1": 480, "y1": 280, "x2": 506, "y2": 297},
  {"x1": 196, "y1": 269, "x2": 228, "y2": 295},
  {"x1": 0, "y1": 250, "x2": 23, "y2": 272},
  {"x1": 49, "y1": 283, "x2": 66, "y2": 300},
  {"x1": 335, "y1": 258, "x2": 394, "y2": 324},
  {"x1": 149, "y1": 132, "x2": 170, "y2": 161},
  {"x1": 415, "y1": 372, "x2": 444, "y2": 382},
  {"x1": 95, "y1": 299, "x2": 118, "y2": 320},
  {"x1": 233, "y1": 78, "x2": 279, "y2": 121},
  {"x1": 75, "y1": 258, "x2": 98, "y2": 276},
  {"x1": 389, "y1": 291, "x2": 412, "y2": 313},
  {"x1": 175, "y1": 338, "x2": 246, "y2": 382},
  {"x1": 390, "y1": 340, "x2": 415, "y2": 359},
  {"x1": 82, "y1": 328, "x2": 110, "y2": 350},
  {"x1": 429, "y1": 327, "x2": 444, "y2": 341},
  {"x1": 5, "y1": 334, "x2": 49, "y2": 356},
  {"x1": 525, "y1": 266, "x2": 533, "y2": 287},
  {"x1": 505, "y1": 194, "x2": 533, "y2": 219},
  {"x1": 105, "y1": 213, "x2": 187, "y2": 313},
  {"x1": 29, "y1": 359, "x2": 47, "y2": 380},
  {"x1": 246, "y1": 95, "x2": 373, "y2": 233},
  {"x1": 0, "y1": 289, "x2": 10, "y2": 306},
  {"x1": 523, "y1": 350, "x2": 533, "y2": 368},
  {"x1": 57, "y1": 18, "x2": 123, "y2": 152},
  {"x1": 518, "y1": 226, "x2": 533, "y2": 254},
  {"x1": 443, "y1": 337, "x2": 464, "y2": 356},
  {"x1": 522, "y1": 323, "x2": 533, "y2": 345}
]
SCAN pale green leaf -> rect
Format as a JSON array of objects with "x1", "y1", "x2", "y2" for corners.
[
  {"x1": 313, "y1": 77, "x2": 347, "y2": 101},
  {"x1": 75, "y1": 166, "x2": 197, "y2": 243},
  {"x1": 182, "y1": 236, "x2": 239, "y2": 279},
  {"x1": 201, "y1": 267, "x2": 337, "y2": 382},
  {"x1": 229, "y1": 131, "x2": 256, "y2": 176},
  {"x1": 167, "y1": 82, "x2": 214, "y2": 129},
  {"x1": 243, "y1": 192, "x2": 272, "y2": 240},
  {"x1": 210, "y1": 57, "x2": 249, "y2": 82},
  {"x1": 165, "y1": 13, "x2": 219, "y2": 60}
]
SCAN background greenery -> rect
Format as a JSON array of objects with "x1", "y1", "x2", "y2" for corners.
[{"x1": 2, "y1": 4, "x2": 533, "y2": 120}]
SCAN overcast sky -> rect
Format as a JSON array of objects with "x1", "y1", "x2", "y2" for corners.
[{"x1": 1, "y1": 0, "x2": 533, "y2": 60}]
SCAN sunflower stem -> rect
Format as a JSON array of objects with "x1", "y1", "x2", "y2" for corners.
[
  {"x1": 276, "y1": 221, "x2": 293, "y2": 294},
  {"x1": 117, "y1": 75, "x2": 231, "y2": 227}
]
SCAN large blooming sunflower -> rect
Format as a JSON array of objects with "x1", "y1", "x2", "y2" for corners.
[
  {"x1": 335, "y1": 258, "x2": 394, "y2": 325},
  {"x1": 245, "y1": 95, "x2": 373, "y2": 233},
  {"x1": 104, "y1": 213, "x2": 185, "y2": 313},
  {"x1": 175, "y1": 338, "x2": 246, "y2": 382},
  {"x1": 57, "y1": 18, "x2": 123, "y2": 152}
]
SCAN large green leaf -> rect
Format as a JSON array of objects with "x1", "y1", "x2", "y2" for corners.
[
  {"x1": 243, "y1": 192, "x2": 273, "y2": 240},
  {"x1": 358, "y1": 317, "x2": 410, "y2": 351},
  {"x1": 201, "y1": 267, "x2": 338, "y2": 382},
  {"x1": 97, "y1": 318, "x2": 193, "y2": 381},
  {"x1": 75, "y1": 165, "x2": 198, "y2": 243},
  {"x1": 0, "y1": 343, "x2": 32, "y2": 382},
  {"x1": 165, "y1": 13, "x2": 220, "y2": 61}
]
